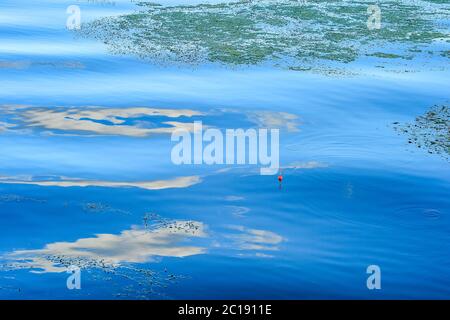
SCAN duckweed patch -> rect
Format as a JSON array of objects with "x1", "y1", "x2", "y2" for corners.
[
  {"x1": 80, "y1": 0, "x2": 449, "y2": 70},
  {"x1": 393, "y1": 105, "x2": 450, "y2": 160},
  {"x1": 366, "y1": 52, "x2": 406, "y2": 59}
]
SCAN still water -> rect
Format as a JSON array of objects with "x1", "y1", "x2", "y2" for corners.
[{"x1": 0, "y1": 0, "x2": 449, "y2": 299}]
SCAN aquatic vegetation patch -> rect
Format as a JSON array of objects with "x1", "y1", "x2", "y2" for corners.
[
  {"x1": 366, "y1": 52, "x2": 408, "y2": 59},
  {"x1": 393, "y1": 104, "x2": 450, "y2": 160},
  {"x1": 142, "y1": 212, "x2": 202, "y2": 235},
  {"x1": 82, "y1": 201, "x2": 130, "y2": 215},
  {"x1": 0, "y1": 219, "x2": 206, "y2": 298},
  {"x1": 0, "y1": 194, "x2": 46, "y2": 203},
  {"x1": 0, "y1": 253, "x2": 182, "y2": 298},
  {"x1": 0, "y1": 60, "x2": 85, "y2": 70},
  {"x1": 79, "y1": 0, "x2": 449, "y2": 70}
]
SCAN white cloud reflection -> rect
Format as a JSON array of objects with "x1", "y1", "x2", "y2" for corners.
[
  {"x1": 0, "y1": 175, "x2": 201, "y2": 191},
  {"x1": 4, "y1": 221, "x2": 207, "y2": 273},
  {"x1": 285, "y1": 161, "x2": 328, "y2": 169},
  {"x1": 17, "y1": 107, "x2": 204, "y2": 137},
  {"x1": 0, "y1": 121, "x2": 15, "y2": 132},
  {"x1": 248, "y1": 111, "x2": 299, "y2": 132},
  {"x1": 227, "y1": 225, "x2": 285, "y2": 252},
  {"x1": 1, "y1": 105, "x2": 300, "y2": 137}
]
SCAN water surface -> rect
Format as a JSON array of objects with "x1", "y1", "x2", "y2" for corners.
[{"x1": 0, "y1": 0, "x2": 449, "y2": 299}]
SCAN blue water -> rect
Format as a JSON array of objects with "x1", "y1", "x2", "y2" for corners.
[{"x1": 0, "y1": 0, "x2": 449, "y2": 299}]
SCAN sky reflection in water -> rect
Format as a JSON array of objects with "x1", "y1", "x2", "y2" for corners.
[{"x1": 0, "y1": 0, "x2": 449, "y2": 299}]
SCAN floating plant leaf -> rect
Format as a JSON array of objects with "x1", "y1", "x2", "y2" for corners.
[
  {"x1": 79, "y1": 0, "x2": 449, "y2": 70},
  {"x1": 393, "y1": 104, "x2": 450, "y2": 160}
]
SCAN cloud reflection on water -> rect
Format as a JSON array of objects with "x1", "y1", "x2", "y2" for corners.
[{"x1": 3, "y1": 221, "x2": 207, "y2": 274}]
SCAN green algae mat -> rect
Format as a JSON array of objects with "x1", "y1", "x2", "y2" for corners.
[{"x1": 80, "y1": 0, "x2": 449, "y2": 71}]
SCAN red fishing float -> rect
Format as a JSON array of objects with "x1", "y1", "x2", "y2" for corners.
[{"x1": 278, "y1": 169, "x2": 283, "y2": 183}]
